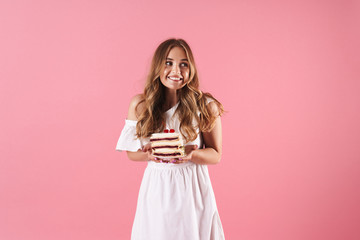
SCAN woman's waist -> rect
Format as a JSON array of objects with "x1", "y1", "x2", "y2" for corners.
[{"x1": 146, "y1": 160, "x2": 195, "y2": 169}]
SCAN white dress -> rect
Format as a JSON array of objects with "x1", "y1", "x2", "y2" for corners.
[{"x1": 116, "y1": 101, "x2": 225, "y2": 240}]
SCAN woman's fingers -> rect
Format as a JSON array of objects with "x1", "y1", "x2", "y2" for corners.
[
  {"x1": 142, "y1": 143, "x2": 152, "y2": 152},
  {"x1": 151, "y1": 157, "x2": 180, "y2": 164},
  {"x1": 153, "y1": 158, "x2": 162, "y2": 163},
  {"x1": 184, "y1": 144, "x2": 198, "y2": 154}
]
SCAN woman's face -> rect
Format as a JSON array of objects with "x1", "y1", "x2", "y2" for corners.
[{"x1": 159, "y1": 46, "x2": 190, "y2": 90}]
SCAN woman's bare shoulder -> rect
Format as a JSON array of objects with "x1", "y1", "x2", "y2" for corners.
[
  {"x1": 129, "y1": 94, "x2": 145, "y2": 106},
  {"x1": 207, "y1": 100, "x2": 220, "y2": 116},
  {"x1": 127, "y1": 94, "x2": 146, "y2": 120}
]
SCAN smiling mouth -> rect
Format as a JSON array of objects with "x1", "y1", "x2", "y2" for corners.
[{"x1": 168, "y1": 76, "x2": 183, "y2": 81}]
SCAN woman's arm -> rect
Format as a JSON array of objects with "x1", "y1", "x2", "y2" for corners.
[
  {"x1": 127, "y1": 150, "x2": 149, "y2": 162},
  {"x1": 125, "y1": 94, "x2": 150, "y2": 162},
  {"x1": 188, "y1": 101, "x2": 223, "y2": 165}
]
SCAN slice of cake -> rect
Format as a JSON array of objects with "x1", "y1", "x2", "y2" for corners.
[{"x1": 150, "y1": 130, "x2": 185, "y2": 158}]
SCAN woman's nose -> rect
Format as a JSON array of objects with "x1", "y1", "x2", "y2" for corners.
[{"x1": 171, "y1": 64, "x2": 181, "y2": 74}]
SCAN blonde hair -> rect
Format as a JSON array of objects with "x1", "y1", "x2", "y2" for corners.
[{"x1": 135, "y1": 38, "x2": 224, "y2": 143}]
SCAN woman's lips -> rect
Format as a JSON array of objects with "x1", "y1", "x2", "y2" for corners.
[{"x1": 168, "y1": 76, "x2": 183, "y2": 81}]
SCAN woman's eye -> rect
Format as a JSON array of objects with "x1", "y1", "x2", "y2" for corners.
[
  {"x1": 165, "y1": 61, "x2": 172, "y2": 66},
  {"x1": 180, "y1": 63, "x2": 188, "y2": 67}
]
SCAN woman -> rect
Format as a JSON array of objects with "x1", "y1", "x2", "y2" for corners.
[{"x1": 116, "y1": 38, "x2": 225, "y2": 239}]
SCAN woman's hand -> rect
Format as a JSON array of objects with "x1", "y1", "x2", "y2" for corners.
[
  {"x1": 143, "y1": 143, "x2": 173, "y2": 163},
  {"x1": 141, "y1": 143, "x2": 161, "y2": 163},
  {"x1": 170, "y1": 144, "x2": 199, "y2": 164}
]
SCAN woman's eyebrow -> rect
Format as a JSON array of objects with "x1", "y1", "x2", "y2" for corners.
[{"x1": 166, "y1": 58, "x2": 188, "y2": 61}]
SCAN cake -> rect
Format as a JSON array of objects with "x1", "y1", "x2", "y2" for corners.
[{"x1": 150, "y1": 129, "x2": 185, "y2": 158}]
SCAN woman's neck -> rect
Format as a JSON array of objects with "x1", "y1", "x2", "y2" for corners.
[{"x1": 164, "y1": 89, "x2": 179, "y2": 110}]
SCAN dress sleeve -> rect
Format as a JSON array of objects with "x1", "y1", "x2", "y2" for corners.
[{"x1": 115, "y1": 119, "x2": 143, "y2": 152}]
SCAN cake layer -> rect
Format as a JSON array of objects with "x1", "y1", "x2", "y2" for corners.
[
  {"x1": 150, "y1": 137, "x2": 178, "y2": 142},
  {"x1": 151, "y1": 140, "x2": 181, "y2": 147},
  {"x1": 153, "y1": 152, "x2": 183, "y2": 157},
  {"x1": 150, "y1": 133, "x2": 179, "y2": 139},
  {"x1": 152, "y1": 145, "x2": 179, "y2": 149},
  {"x1": 153, "y1": 148, "x2": 182, "y2": 153}
]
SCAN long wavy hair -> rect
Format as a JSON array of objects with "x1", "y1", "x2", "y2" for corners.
[{"x1": 135, "y1": 38, "x2": 224, "y2": 143}]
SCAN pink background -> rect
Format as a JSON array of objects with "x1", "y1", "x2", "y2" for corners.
[{"x1": 1, "y1": 0, "x2": 359, "y2": 239}]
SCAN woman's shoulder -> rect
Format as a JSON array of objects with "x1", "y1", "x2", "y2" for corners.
[
  {"x1": 129, "y1": 93, "x2": 145, "y2": 106},
  {"x1": 127, "y1": 94, "x2": 146, "y2": 121},
  {"x1": 202, "y1": 92, "x2": 216, "y2": 103},
  {"x1": 205, "y1": 95, "x2": 214, "y2": 105},
  {"x1": 206, "y1": 100, "x2": 220, "y2": 116},
  {"x1": 202, "y1": 93, "x2": 223, "y2": 117}
]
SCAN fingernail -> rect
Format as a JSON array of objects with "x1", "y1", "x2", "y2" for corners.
[
  {"x1": 179, "y1": 158, "x2": 182, "y2": 161},
  {"x1": 154, "y1": 157, "x2": 158, "y2": 160},
  {"x1": 160, "y1": 160, "x2": 163, "y2": 163}
]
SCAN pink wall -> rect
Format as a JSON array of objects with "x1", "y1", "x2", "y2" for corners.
[{"x1": 1, "y1": 0, "x2": 360, "y2": 239}]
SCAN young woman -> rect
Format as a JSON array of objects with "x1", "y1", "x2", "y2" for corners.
[{"x1": 116, "y1": 38, "x2": 225, "y2": 239}]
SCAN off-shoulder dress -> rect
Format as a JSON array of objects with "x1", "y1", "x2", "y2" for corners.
[{"x1": 116, "y1": 100, "x2": 225, "y2": 240}]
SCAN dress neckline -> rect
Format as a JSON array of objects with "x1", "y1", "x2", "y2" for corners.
[{"x1": 165, "y1": 101, "x2": 180, "y2": 113}]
